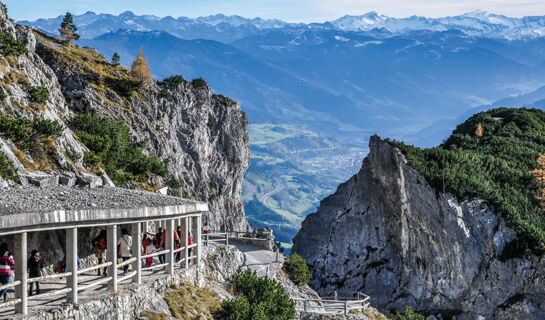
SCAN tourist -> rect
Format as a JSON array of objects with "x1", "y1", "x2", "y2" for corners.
[
  {"x1": 0, "y1": 243, "x2": 14, "y2": 303},
  {"x1": 27, "y1": 250, "x2": 44, "y2": 296},
  {"x1": 202, "y1": 222, "x2": 211, "y2": 246},
  {"x1": 118, "y1": 228, "x2": 132, "y2": 275},
  {"x1": 188, "y1": 232, "x2": 193, "y2": 259},
  {"x1": 155, "y1": 227, "x2": 165, "y2": 264},
  {"x1": 160, "y1": 227, "x2": 179, "y2": 262},
  {"x1": 142, "y1": 234, "x2": 154, "y2": 268},
  {"x1": 175, "y1": 226, "x2": 182, "y2": 262},
  {"x1": 92, "y1": 230, "x2": 108, "y2": 276},
  {"x1": 54, "y1": 255, "x2": 81, "y2": 276}
]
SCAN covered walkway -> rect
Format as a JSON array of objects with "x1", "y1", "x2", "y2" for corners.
[{"x1": 0, "y1": 186, "x2": 206, "y2": 318}]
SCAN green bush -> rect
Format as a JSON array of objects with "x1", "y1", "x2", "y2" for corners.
[
  {"x1": 388, "y1": 107, "x2": 545, "y2": 257},
  {"x1": 0, "y1": 117, "x2": 63, "y2": 150},
  {"x1": 0, "y1": 150, "x2": 17, "y2": 181},
  {"x1": 29, "y1": 86, "x2": 49, "y2": 104},
  {"x1": 216, "y1": 268, "x2": 295, "y2": 320},
  {"x1": 191, "y1": 77, "x2": 207, "y2": 88},
  {"x1": 159, "y1": 89, "x2": 172, "y2": 100},
  {"x1": 390, "y1": 307, "x2": 425, "y2": 320},
  {"x1": 106, "y1": 78, "x2": 138, "y2": 97},
  {"x1": 163, "y1": 75, "x2": 185, "y2": 85},
  {"x1": 0, "y1": 32, "x2": 28, "y2": 57},
  {"x1": 283, "y1": 253, "x2": 312, "y2": 285},
  {"x1": 0, "y1": 86, "x2": 6, "y2": 101},
  {"x1": 69, "y1": 113, "x2": 168, "y2": 186}
]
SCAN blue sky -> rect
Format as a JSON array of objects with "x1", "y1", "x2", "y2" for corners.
[{"x1": 5, "y1": 0, "x2": 545, "y2": 22}]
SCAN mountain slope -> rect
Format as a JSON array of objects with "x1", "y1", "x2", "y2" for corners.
[{"x1": 293, "y1": 109, "x2": 545, "y2": 317}]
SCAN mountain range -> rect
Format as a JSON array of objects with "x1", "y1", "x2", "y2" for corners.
[
  {"x1": 20, "y1": 10, "x2": 545, "y2": 41},
  {"x1": 18, "y1": 10, "x2": 545, "y2": 246}
]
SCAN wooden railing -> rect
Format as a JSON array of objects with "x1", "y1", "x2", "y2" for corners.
[
  {"x1": 0, "y1": 214, "x2": 203, "y2": 317},
  {"x1": 294, "y1": 290, "x2": 370, "y2": 315}
]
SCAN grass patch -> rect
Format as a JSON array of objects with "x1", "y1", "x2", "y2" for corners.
[{"x1": 163, "y1": 282, "x2": 221, "y2": 320}]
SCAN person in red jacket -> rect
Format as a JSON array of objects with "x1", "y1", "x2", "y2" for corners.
[{"x1": 0, "y1": 242, "x2": 15, "y2": 303}]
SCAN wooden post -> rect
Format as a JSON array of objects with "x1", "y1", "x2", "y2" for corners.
[
  {"x1": 197, "y1": 215, "x2": 202, "y2": 270},
  {"x1": 14, "y1": 232, "x2": 27, "y2": 315},
  {"x1": 304, "y1": 299, "x2": 308, "y2": 312},
  {"x1": 344, "y1": 301, "x2": 348, "y2": 315},
  {"x1": 334, "y1": 290, "x2": 338, "y2": 300},
  {"x1": 166, "y1": 219, "x2": 174, "y2": 275},
  {"x1": 184, "y1": 217, "x2": 189, "y2": 269},
  {"x1": 107, "y1": 225, "x2": 117, "y2": 292},
  {"x1": 225, "y1": 232, "x2": 229, "y2": 246},
  {"x1": 131, "y1": 223, "x2": 142, "y2": 284},
  {"x1": 66, "y1": 228, "x2": 78, "y2": 304}
]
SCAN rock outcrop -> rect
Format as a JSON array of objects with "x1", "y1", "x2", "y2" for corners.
[
  {"x1": 293, "y1": 135, "x2": 545, "y2": 319},
  {"x1": 0, "y1": 2, "x2": 250, "y2": 231}
]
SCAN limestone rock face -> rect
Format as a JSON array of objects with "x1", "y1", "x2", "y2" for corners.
[
  {"x1": 0, "y1": 2, "x2": 250, "y2": 231},
  {"x1": 293, "y1": 135, "x2": 545, "y2": 319}
]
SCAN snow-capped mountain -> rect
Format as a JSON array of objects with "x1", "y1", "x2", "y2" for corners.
[
  {"x1": 18, "y1": 11, "x2": 296, "y2": 42},
  {"x1": 19, "y1": 10, "x2": 545, "y2": 41},
  {"x1": 329, "y1": 10, "x2": 545, "y2": 39}
]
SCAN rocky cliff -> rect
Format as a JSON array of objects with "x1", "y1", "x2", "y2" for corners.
[
  {"x1": 293, "y1": 135, "x2": 545, "y2": 320},
  {"x1": 0, "y1": 2, "x2": 249, "y2": 231}
]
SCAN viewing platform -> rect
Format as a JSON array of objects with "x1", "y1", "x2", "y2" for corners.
[{"x1": 0, "y1": 185, "x2": 206, "y2": 317}]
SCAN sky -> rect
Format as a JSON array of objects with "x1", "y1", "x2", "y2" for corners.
[{"x1": 5, "y1": 0, "x2": 545, "y2": 22}]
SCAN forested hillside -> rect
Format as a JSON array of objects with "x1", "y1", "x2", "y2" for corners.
[{"x1": 390, "y1": 107, "x2": 545, "y2": 257}]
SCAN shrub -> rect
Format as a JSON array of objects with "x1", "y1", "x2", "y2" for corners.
[
  {"x1": 0, "y1": 86, "x2": 6, "y2": 101},
  {"x1": 388, "y1": 107, "x2": 545, "y2": 257},
  {"x1": 390, "y1": 307, "x2": 425, "y2": 320},
  {"x1": 159, "y1": 89, "x2": 172, "y2": 100},
  {"x1": 0, "y1": 150, "x2": 17, "y2": 181},
  {"x1": 0, "y1": 32, "x2": 28, "y2": 57},
  {"x1": 191, "y1": 77, "x2": 207, "y2": 88},
  {"x1": 163, "y1": 75, "x2": 185, "y2": 85},
  {"x1": 283, "y1": 253, "x2": 312, "y2": 285},
  {"x1": 69, "y1": 113, "x2": 168, "y2": 186},
  {"x1": 106, "y1": 78, "x2": 138, "y2": 98},
  {"x1": 0, "y1": 117, "x2": 63, "y2": 150},
  {"x1": 29, "y1": 86, "x2": 49, "y2": 104},
  {"x1": 215, "y1": 268, "x2": 295, "y2": 320}
]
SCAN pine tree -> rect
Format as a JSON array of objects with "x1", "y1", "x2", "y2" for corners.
[
  {"x1": 130, "y1": 48, "x2": 152, "y2": 87},
  {"x1": 475, "y1": 123, "x2": 484, "y2": 137},
  {"x1": 112, "y1": 52, "x2": 120, "y2": 66},
  {"x1": 530, "y1": 154, "x2": 545, "y2": 210},
  {"x1": 59, "y1": 12, "x2": 80, "y2": 44}
]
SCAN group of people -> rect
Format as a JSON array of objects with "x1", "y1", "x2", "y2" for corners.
[
  {"x1": 91, "y1": 223, "x2": 202, "y2": 272},
  {"x1": 0, "y1": 222, "x2": 212, "y2": 303},
  {"x1": 1, "y1": 243, "x2": 45, "y2": 303}
]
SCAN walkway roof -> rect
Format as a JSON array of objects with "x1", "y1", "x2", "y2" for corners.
[{"x1": 0, "y1": 186, "x2": 208, "y2": 235}]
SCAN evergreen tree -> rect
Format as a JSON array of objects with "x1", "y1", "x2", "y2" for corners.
[
  {"x1": 130, "y1": 48, "x2": 152, "y2": 87},
  {"x1": 59, "y1": 12, "x2": 80, "y2": 44},
  {"x1": 111, "y1": 52, "x2": 120, "y2": 66}
]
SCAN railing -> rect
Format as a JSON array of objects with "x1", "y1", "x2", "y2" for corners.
[
  {"x1": 0, "y1": 214, "x2": 203, "y2": 317},
  {"x1": 202, "y1": 230, "x2": 273, "y2": 249},
  {"x1": 294, "y1": 290, "x2": 370, "y2": 315}
]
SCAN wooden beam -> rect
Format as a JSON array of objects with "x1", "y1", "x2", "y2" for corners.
[
  {"x1": 14, "y1": 232, "x2": 27, "y2": 315},
  {"x1": 66, "y1": 228, "x2": 78, "y2": 304},
  {"x1": 131, "y1": 222, "x2": 142, "y2": 285},
  {"x1": 107, "y1": 225, "x2": 117, "y2": 292}
]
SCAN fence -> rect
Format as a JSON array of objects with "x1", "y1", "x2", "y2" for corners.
[
  {"x1": 0, "y1": 215, "x2": 203, "y2": 316},
  {"x1": 294, "y1": 290, "x2": 370, "y2": 315},
  {"x1": 202, "y1": 230, "x2": 274, "y2": 250}
]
